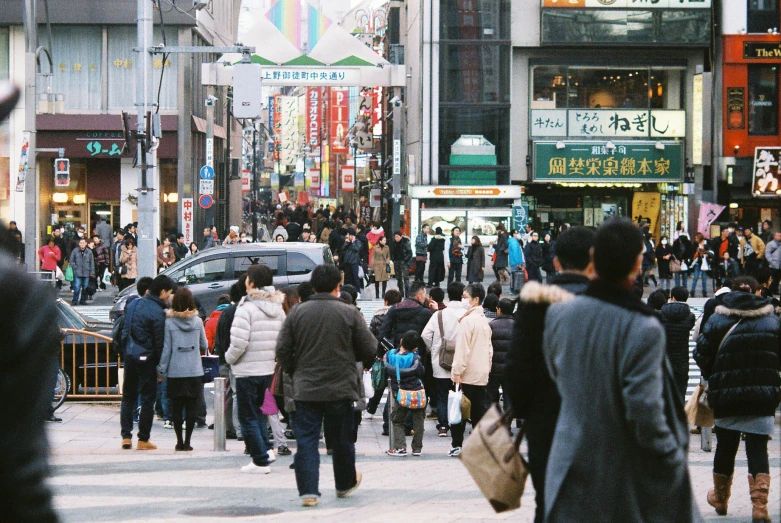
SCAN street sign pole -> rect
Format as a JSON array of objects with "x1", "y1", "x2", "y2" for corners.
[
  {"x1": 391, "y1": 89, "x2": 402, "y2": 234},
  {"x1": 135, "y1": 0, "x2": 157, "y2": 279},
  {"x1": 23, "y1": 0, "x2": 38, "y2": 270}
]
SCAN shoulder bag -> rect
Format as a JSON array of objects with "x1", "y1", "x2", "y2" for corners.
[
  {"x1": 684, "y1": 319, "x2": 741, "y2": 427},
  {"x1": 669, "y1": 255, "x2": 682, "y2": 273},
  {"x1": 460, "y1": 405, "x2": 529, "y2": 513},
  {"x1": 395, "y1": 363, "x2": 427, "y2": 409},
  {"x1": 438, "y1": 311, "x2": 457, "y2": 371}
]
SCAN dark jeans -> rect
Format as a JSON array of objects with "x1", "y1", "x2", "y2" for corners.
[
  {"x1": 294, "y1": 400, "x2": 357, "y2": 498},
  {"x1": 448, "y1": 261, "x2": 463, "y2": 285},
  {"x1": 120, "y1": 357, "x2": 157, "y2": 441},
  {"x1": 434, "y1": 378, "x2": 452, "y2": 429},
  {"x1": 71, "y1": 276, "x2": 89, "y2": 304},
  {"x1": 344, "y1": 263, "x2": 360, "y2": 289},
  {"x1": 450, "y1": 384, "x2": 487, "y2": 448},
  {"x1": 713, "y1": 427, "x2": 770, "y2": 477},
  {"x1": 484, "y1": 374, "x2": 509, "y2": 412},
  {"x1": 219, "y1": 364, "x2": 236, "y2": 434},
  {"x1": 236, "y1": 375, "x2": 272, "y2": 466},
  {"x1": 393, "y1": 259, "x2": 410, "y2": 297},
  {"x1": 771, "y1": 268, "x2": 781, "y2": 295},
  {"x1": 155, "y1": 377, "x2": 172, "y2": 421},
  {"x1": 97, "y1": 263, "x2": 108, "y2": 289},
  {"x1": 415, "y1": 257, "x2": 426, "y2": 282},
  {"x1": 367, "y1": 381, "x2": 385, "y2": 414}
]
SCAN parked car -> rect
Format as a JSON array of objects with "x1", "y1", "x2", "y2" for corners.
[
  {"x1": 56, "y1": 299, "x2": 117, "y2": 392},
  {"x1": 111, "y1": 242, "x2": 334, "y2": 320}
]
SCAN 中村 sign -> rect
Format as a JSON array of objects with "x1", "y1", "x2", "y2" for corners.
[{"x1": 533, "y1": 141, "x2": 684, "y2": 182}]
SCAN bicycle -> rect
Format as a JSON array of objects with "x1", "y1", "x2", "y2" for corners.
[{"x1": 52, "y1": 367, "x2": 70, "y2": 412}]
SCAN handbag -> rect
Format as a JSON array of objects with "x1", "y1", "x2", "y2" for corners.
[
  {"x1": 395, "y1": 364, "x2": 427, "y2": 409},
  {"x1": 119, "y1": 263, "x2": 128, "y2": 276},
  {"x1": 448, "y1": 386, "x2": 463, "y2": 425},
  {"x1": 684, "y1": 319, "x2": 741, "y2": 428},
  {"x1": 270, "y1": 362, "x2": 284, "y2": 397},
  {"x1": 371, "y1": 359, "x2": 386, "y2": 391},
  {"x1": 460, "y1": 404, "x2": 529, "y2": 513},
  {"x1": 437, "y1": 311, "x2": 456, "y2": 371},
  {"x1": 670, "y1": 256, "x2": 682, "y2": 273},
  {"x1": 64, "y1": 264, "x2": 74, "y2": 282},
  {"x1": 201, "y1": 347, "x2": 220, "y2": 384}
]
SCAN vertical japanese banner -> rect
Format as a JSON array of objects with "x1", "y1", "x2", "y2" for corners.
[
  {"x1": 280, "y1": 96, "x2": 299, "y2": 166},
  {"x1": 330, "y1": 88, "x2": 349, "y2": 154},
  {"x1": 273, "y1": 95, "x2": 283, "y2": 161},
  {"x1": 698, "y1": 202, "x2": 726, "y2": 239},
  {"x1": 341, "y1": 166, "x2": 355, "y2": 192},
  {"x1": 631, "y1": 192, "x2": 661, "y2": 240},
  {"x1": 372, "y1": 86, "x2": 383, "y2": 136},
  {"x1": 181, "y1": 198, "x2": 194, "y2": 246},
  {"x1": 309, "y1": 168, "x2": 320, "y2": 190},
  {"x1": 15, "y1": 133, "x2": 29, "y2": 192},
  {"x1": 306, "y1": 87, "x2": 322, "y2": 150}
]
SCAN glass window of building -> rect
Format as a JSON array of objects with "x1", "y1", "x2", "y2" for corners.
[
  {"x1": 531, "y1": 66, "x2": 567, "y2": 109},
  {"x1": 567, "y1": 69, "x2": 650, "y2": 109},
  {"x1": 747, "y1": 0, "x2": 780, "y2": 33},
  {"x1": 440, "y1": 0, "x2": 511, "y2": 40},
  {"x1": 441, "y1": 44, "x2": 510, "y2": 103},
  {"x1": 649, "y1": 69, "x2": 684, "y2": 110},
  {"x1": 748, "y1": 65, "x2": 779, "y2": 136},
  {"x1": 108, "y1": 26, "x2": 178, "y2": 110},
  {"x1": 49, "y1": 26, "x2": 102, "y2": 110}
]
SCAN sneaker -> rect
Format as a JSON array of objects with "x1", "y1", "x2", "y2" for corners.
[
  {"x1": 163, "y1": 420, "x2": 173, "y2": 429},
  {"x1": 121, "y1": 438, "x2": 132, "y2": 450},
  {"x1": 336, "y1": 471, "x2": 362, "y2": 499},
  {"x1": 301, "y1": 496, "x2": 319, "y2": 507},
  {"x1": 412, "y1": 450, "x2": 422, "y2": 457},
  {"x1": 137, "y1": 440, "x2": 157, "y2": 450},
  {"x1": 284, "y1": 429, "x2": 295, "y2": 440},
  {"x1": 387, "y1": 448, "x2": 407, "y2": 457},
  {"x1": 240, "y1": 461, "x2": 271, "y2": 474},
  {"x1": 381, "y1": 429, "x2": 389, "y2": 436},
  {"x1": 226, "y1": 431, "x2": 238, "y2": 440},
  {"x1": 448, "y1": 447, "x2": 461, "y2": 457},
  {"x1": 437, "y1": 428, "x2": 449, "y2": 438},
  {"x1": 195, "y1": 421, "x2": 207, "y2": 429},
  {"x1": 267, "y1": 450, "x2": 277, "y2": 463},
  {"x1": 277, "y1": 445, "x2": 292, "y2": 456},
  {"x1": 363, "y1": 412, "x2": 374, "y2": 420}
]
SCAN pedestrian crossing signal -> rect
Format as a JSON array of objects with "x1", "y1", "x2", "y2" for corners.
[{"x1": 54, "y1": 158, "x2": 70, "y2": 187}]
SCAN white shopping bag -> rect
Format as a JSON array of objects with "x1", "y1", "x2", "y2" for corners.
[
  {"x1": 448, "y1": 386, "x2": 463, "y2": 425},
  {"x1": 102, "y1": 268, "x2": 112, "y2": 286}
]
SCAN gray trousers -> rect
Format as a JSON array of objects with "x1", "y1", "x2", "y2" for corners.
[
  {"x1": 220, "y1": 364, "x2": 240, "y2": 436},
  {"x1": 390, "y1": 397, "x2": 425, "y2": 452}
]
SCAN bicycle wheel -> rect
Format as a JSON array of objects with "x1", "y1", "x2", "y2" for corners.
[{"x1": 52, "y1": 368, "x2": 70, "y2": 412}]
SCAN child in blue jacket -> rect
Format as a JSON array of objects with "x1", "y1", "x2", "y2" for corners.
[{"x1": 384, "y1": 330, "x2": 426, "y2": 456}]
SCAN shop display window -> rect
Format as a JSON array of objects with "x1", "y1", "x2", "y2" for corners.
[
  {"x1": 748, "y1": 0, "x2": 780, "y2": 33},
  {"x1": 532, "y1": 66, "x2": 568, "y2": 109},
  {"x1": 748, "y1": 65, "x2": 779, "y2": 136},
  {"x1": 420, "y1": 212, "x2": 467, "y2": 237}
]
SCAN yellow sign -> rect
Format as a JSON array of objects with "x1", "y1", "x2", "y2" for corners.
[{"x1": 632, "y1": 192, "x2": 661, "y2": 240}]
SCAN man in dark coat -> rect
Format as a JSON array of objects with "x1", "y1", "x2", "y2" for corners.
[
  {"x1": 504, "y1": 226, "x2": 595, "y2": 523},
  {"x1": 340, "y1": 229, "x2": 363, "y2": 290},
  {"x1": 212, "y1": 280, "x2": 247, "y2": 440},
  {"x1": 378, "y1": 281, "x2": 433, "y2": 352},
  {"x1": 659, "y1": 286, "x2": 696, "y2": 399},
  {"x1": 389, "y1": 231, "x2": 412, "y2": 298},
  {"x1": 119, "y1": 275, "x2": 174, "y2": 450},
  {"x1": 542, "y1": 219, "x2": 698, "y2": 522},
  {"x1": 486, "y1": 298, "x2": 514, "y2": 411},
  {"x1": 275, "y1": 264, "x2": 376, "y2": 505},
  {"x1": 427, "y1": 227, "x2": 446, "y2": 287}
]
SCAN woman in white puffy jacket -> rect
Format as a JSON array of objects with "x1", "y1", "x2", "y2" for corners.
[{"x1": 226, "y1": 264, "x2": 286, "y2": 473}]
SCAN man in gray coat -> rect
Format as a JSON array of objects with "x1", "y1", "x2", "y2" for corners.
[
  {"x1": 542, "y1": 218, "x2": 700, "y2": 522},
  {"x1": 69, "y1": 237, "x2": 95, "y2": 305},
  {"x1": 764, "y1": 231, "x2": 781, "y2": 294},
  {"x1": 276, "y1": 264, "x2": 376, "y2": 507}
]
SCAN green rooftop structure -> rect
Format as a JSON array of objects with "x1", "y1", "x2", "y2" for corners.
[{"x1": 448, "y1": 135, "x2": 497, "y2": 185}]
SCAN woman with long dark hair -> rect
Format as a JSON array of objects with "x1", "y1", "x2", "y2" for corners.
[{"x1": 466, "y1": 236, "x2": 485, "y2": 283}]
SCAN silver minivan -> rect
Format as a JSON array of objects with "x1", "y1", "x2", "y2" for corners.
[{"x1": 111, "y1": 242, "x2": 334, "y2": 320}]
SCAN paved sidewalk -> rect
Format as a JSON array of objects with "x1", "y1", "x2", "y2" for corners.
[{"x1": 46, "y1": 402, "x2": 780, "y2": 522}]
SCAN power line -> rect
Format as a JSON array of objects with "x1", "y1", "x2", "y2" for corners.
[{"x1": 158, "y1": 0, "x2": 236, "y2": 46}]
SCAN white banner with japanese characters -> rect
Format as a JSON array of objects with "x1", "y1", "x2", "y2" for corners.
[{"x1": 531, "y1": 109, "x2": 685, "y2": 138}]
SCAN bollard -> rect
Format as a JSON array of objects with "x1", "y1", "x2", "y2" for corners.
[
  {"x1": 213, "y1": 377, "x2": 226, "y2": 452},
  {"x1": 387, "y1": 377, "x2": 393, "y2": 452}
]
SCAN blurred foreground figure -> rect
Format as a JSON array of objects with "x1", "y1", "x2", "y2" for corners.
[{"x1": 0, "y1": 77, "x2": 60, "y2": 523}]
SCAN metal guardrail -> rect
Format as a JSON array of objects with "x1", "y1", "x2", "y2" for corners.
[{"x1": 60, "y1": 329, "x2": 122, "y2": 400}]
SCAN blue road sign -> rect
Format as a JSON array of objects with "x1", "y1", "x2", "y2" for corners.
[
  {"x1": 200, "y1": 165, "x2": 215, "y2": 180},
  {"x1": 199, "y1": 194, "x2": 214, "y2": 209}
]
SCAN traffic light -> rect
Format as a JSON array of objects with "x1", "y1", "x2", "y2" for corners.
[{"x1": 54, "y1": 158, "x2": 70, "y2": 187}]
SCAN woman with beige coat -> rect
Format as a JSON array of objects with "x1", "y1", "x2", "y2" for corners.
[
  {"x1": 449, "y1": 283, "x2": 493, "y2": 457},
  {"x1": 119, "y1": 237, "x2": 139, "y2": 289},
  {"x1": 371, "y1": 236, "x2": 391, "y2": 299}
]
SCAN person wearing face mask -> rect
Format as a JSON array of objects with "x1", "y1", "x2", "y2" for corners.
[
  {"x1": 656, "y1": 235, "x2": 674, "y2": 291},
  {"x1": 448, "y1": 283, "x2": 493, "y2": 457}
]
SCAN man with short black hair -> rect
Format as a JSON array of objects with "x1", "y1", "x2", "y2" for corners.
[
  {"x1": 389, "y1": 230, "x2": 412, "y2": 298},
  {"x1": 276, "y1": 264, "x2": 376, "y2": 506},
  {"x1": 173, "y1": 233, "x2": 188, "y2": 262},
  {"x1": 505, "y1": 226, "x2": 595, "y2": 523},
  {"x1": 213, "y1": 280, "x2": 248, "y2": 440},
  {"x1": 660, "y1": 286, "x2": 696, "y2": 400},
  {"x1": 541, "y1": 219, "x2": 697, "y2": 522},
  {"x1": 120, "y1": 274, "x2": 174, "y2": 451},
  {"x1": 69, "y1": 237, "x2": 95, "y2": 305},
  {"x1": 414, "y1": 224, "x2": 430, "y2": 283}
]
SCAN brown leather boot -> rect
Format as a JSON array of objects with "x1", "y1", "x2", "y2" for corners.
[
  {"x1": 748, "y1": 473, "x2": 771, "y2": 522},
  {"x1": 136, "y1": 440, "x2": 157, "y2": 450},
  {"x1": 706, "y1": 473, "x2": 733, "y2": 515}
]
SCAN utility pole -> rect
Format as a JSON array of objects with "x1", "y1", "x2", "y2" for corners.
[
  {"x1": 23, "y1": 0, "x2": 38, "y2": 271},
  {"x1": 391, "y1": 87, "x2": 402, "y2": 233},
  {"x1": 135, "y1": 0, "x2": 156, "y2": 278},
  {"x1": 251, "y1": 124, "x2": 258, "y2": 242}
]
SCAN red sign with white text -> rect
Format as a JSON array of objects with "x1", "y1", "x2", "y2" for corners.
[
  {"x1": 341, "y1": 166, "x2": 354, "y2": 192},
  {"x1": 330, "y1": 88, "x2": 349, "y2": 154}
]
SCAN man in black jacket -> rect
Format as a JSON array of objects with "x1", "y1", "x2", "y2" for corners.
[
  {"x1": 389, "y1": 231, "x2": 412, "y2": 298},
  {"x1": 504, "y1": 226, "x2": 595, "y2": 523},
  {"x1": 486, "y1": 298, "x2": 514, "y2": 411},
  {"x1": 213, "y1": 280, "x2": 247, "y2": 440},
  {"x1": 119, "y1": 275, "x2": 174, "y2": 451},
  {"x1": 340, "y1": 229, "x2": 363, "y2": 290},
  {"x1": 659, "y1": 286, "x2": 696, "y2": 399}
]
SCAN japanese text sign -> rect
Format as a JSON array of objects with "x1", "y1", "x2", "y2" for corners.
[
  {"x1": 260, "y1": 68, "x2": 360, "y2": 86},
  {"x1": 533, "y1": 141, "x2": 684, "y2": 182},
  {"x1": 531, "y1": 109, "x2": 685, "y2": 138},
  {"x1": 541, "y1": 0, "x2": 711, "y2": 8},
  {"x1": 752, "y1": 147, "x2": 781, "y2": 197},
  {"x1": 182, "y1": 198, "x2": 194, "y2": 246},
  {"x1": 330, "y1": 88, "x2": 349, "y2": 154},
  {"x1": 306, "y1": 87, "x2": 322, "y2": 148}
]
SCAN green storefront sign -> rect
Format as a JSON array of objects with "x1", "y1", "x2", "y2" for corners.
[{"x1": 533, "y1": 141, "x2": 684, "y2": 183}]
